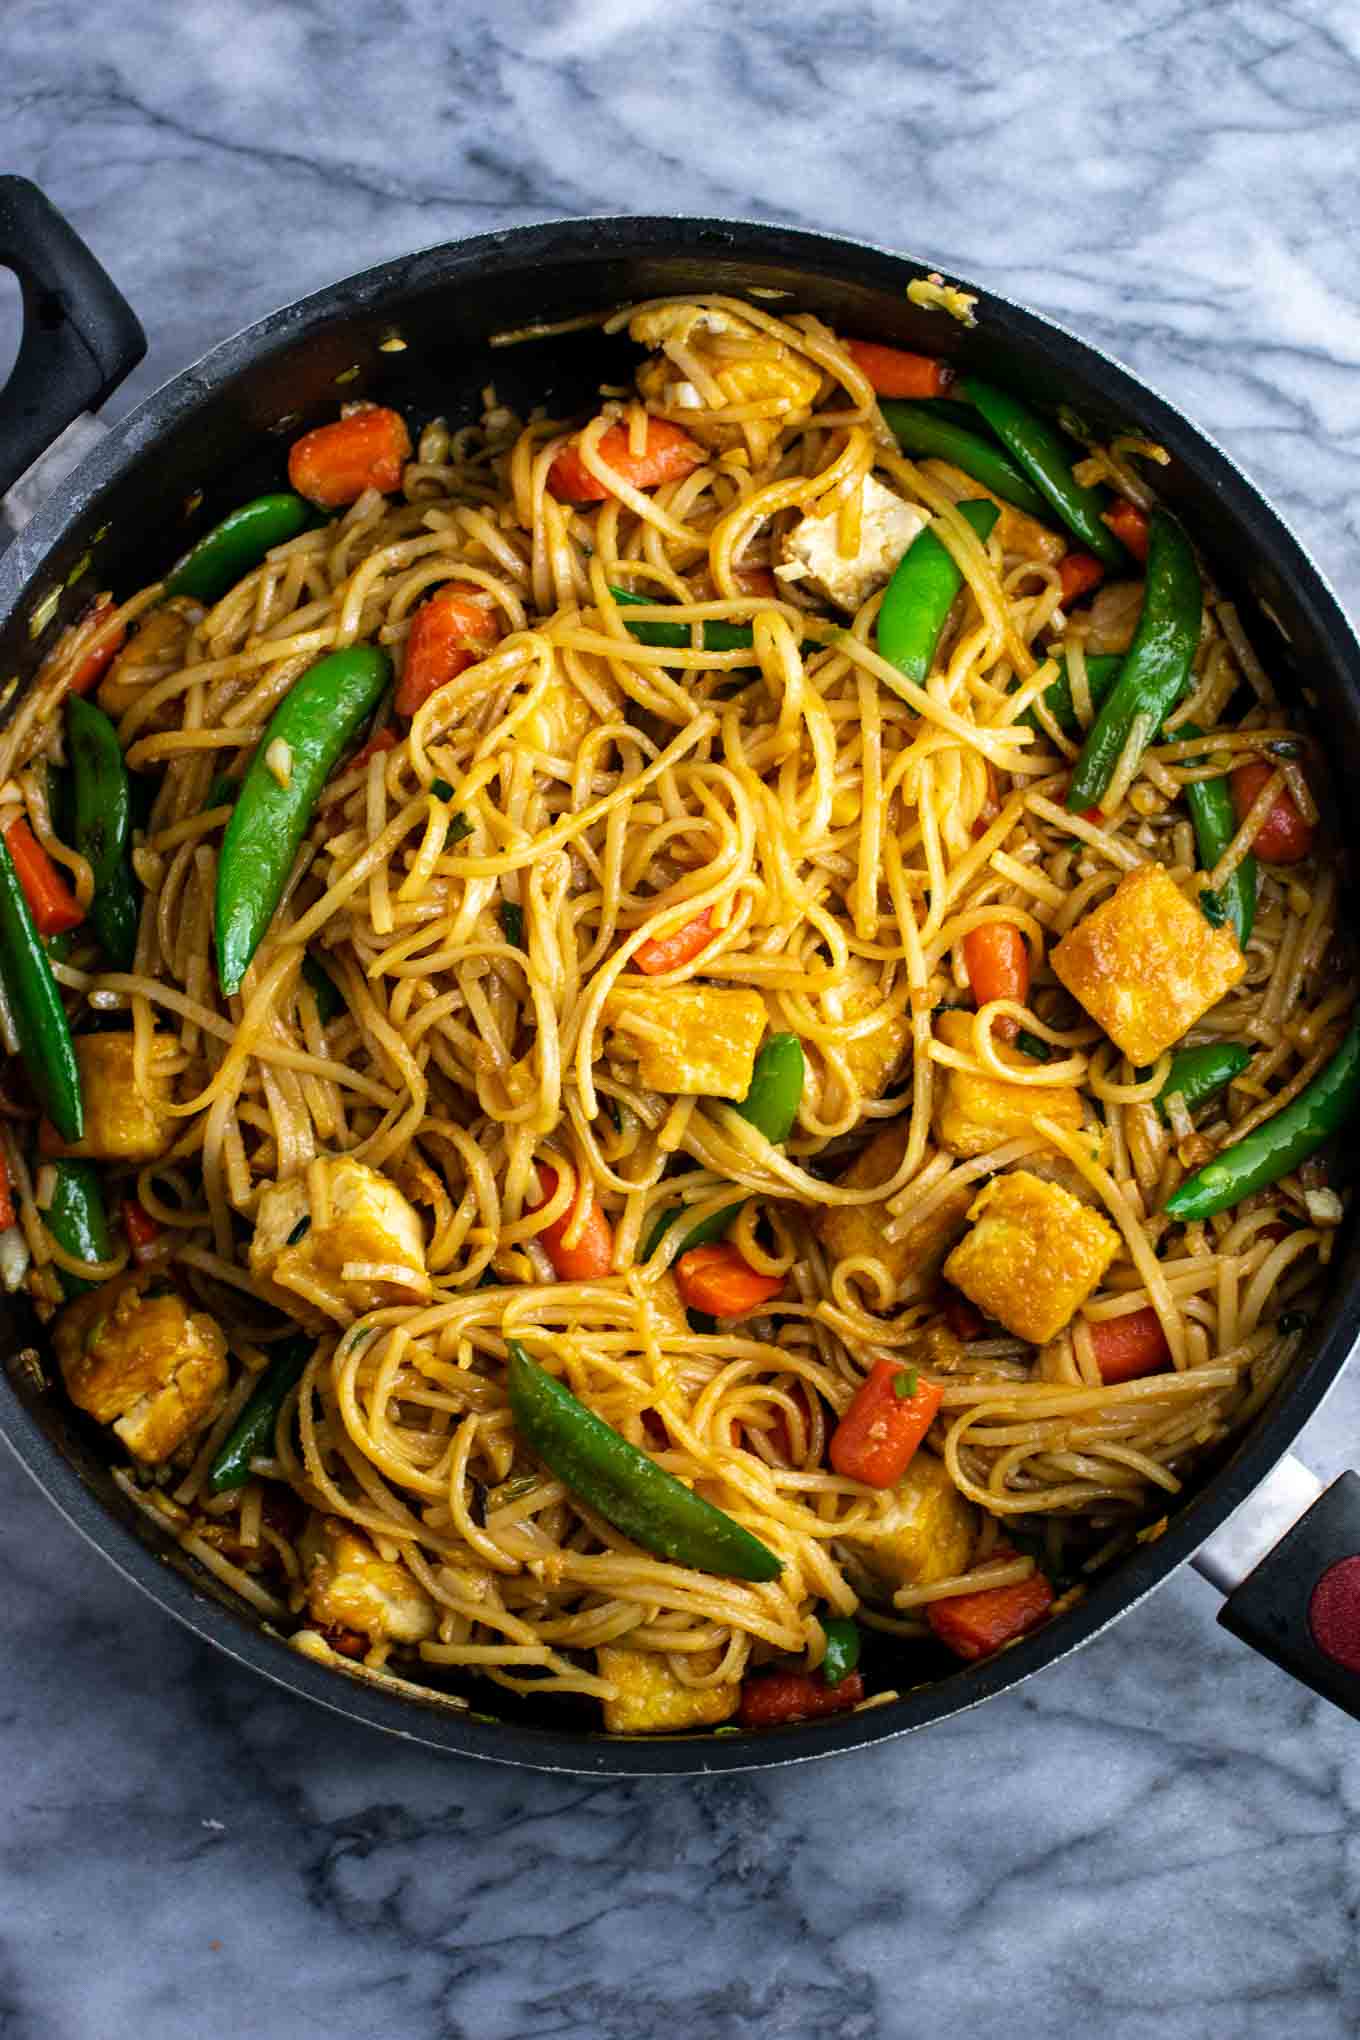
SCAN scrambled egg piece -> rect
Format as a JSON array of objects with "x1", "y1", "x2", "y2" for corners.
[
  {"x1": 55, "y1": 1273, "x2": 228, "y2": 1465},
  {"x1": 931, "y1": 1010, "x2": 1084, "y2": 1159},
  {"x1": 779, "y1": 475, "x2": 928, "y2": 613},
  {"x1": 97, "y1": 602, "x2": 197, "y2": 726},
  {"x1": 603, "y1": 982, "x2": 767, "y2": 1098},
  {"x1": 1051, "y1": 863, "x2": 1247, "y2": 1066},
  {"x1": 598, "y1": 1645, "x2": 739, "y2": 1733},
  {"x1": 918, "y1": 458, "x2": 1065, "y2": 567},
  {"x1": 520, "y1": 658, "x2": 623, "y2": 760},
  {"x1": 299, "y1": 1516, "x2": 438, "y2": 1645},
  {"x1": 630, "y1": 302, "x2": 822, "y2": 464},
  {"x1": 816, "y1": 1121, "x2": 973, "y2": 1293},
  {"x1": 943, "y1": 1169, "x2": 1120, "y2": 1345},
  {"x1": 844, "y1": 1450, "x2": 979, "y2": 1597},
  {"x1": 250, "y1": 1155, "x2": 431, "y2": 1326},
  {"x1": 43, "y1": 1032, "x2": 178, "y2": 1162}
]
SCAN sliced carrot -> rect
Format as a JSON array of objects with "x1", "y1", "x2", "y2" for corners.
[
  {"x1": 288, "y1": 406, "x2": 412, "y2": 508},
  {"x1": 1058, "y1": 552, "x2": 1105, "y2": 606},
  {"x1": 962, "y1": 922, "x2": 1029, "y2": 1040},
  {"x1": 845, "y1": 340, "x2": 954, "y2": 399},
  {"x1": 395, "y1": 585, "x2": 499, "y2": 717},
  {"x1": 828, "y1": 1356, "x2": 944, "y2": 1488},
  {"x1": 548, "y1": 418, "x2": 704, "y2": 504},
  {"x1": 69, "y1": 596, "x2": 126, "y2": 697},
  {"x1": 3, "y1": 817, "x2": 83, "y2": 936},
  {"x1": 1102, "y1": 499, "x2": 1150, "y2": 562},
  {"x1": 121, "y1": 1197, "x2": 162, "y2": 1265},
  {"x1": 0, "y1": 1151, "x2": 14, "y2": 1232},
  {"x1": 349, "y1": 724, "x2": 399, "y2": 772},
  {"x1": 674, "y1": 1242, "x2": 784, "y2": 1321},
  {"x1": 1088, "y1": 1306, "x2": 1171, "y2": 1384},
  {"x1": 942, "y1": 1290, "x2": 984, "y2": 1342},
  {"x1": 739, "y1": 1668, "x2": 864, "y2": 1728},
  {"x1": 926, "y1": 1567, "x2": 1055, "y2": 1661},
  {"x1": 633, "y1": 907, "x2": 714, "y2": 976},
  {"x1": 1229, "y1": 760, "x2": 1314, "y2": 864},
  {"x1": 530, "y1": 1163, "x2": 614, "y2": 1281}
]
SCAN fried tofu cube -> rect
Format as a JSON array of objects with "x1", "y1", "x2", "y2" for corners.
[
  {"x1": 931, "y1": 1010, "x2": 1084, "y2": 1159},
  {"x1": 1050, "y1": 863, "x2": 1247, "y2": 1065},
  {"x1": 603, "y1": 982, "x2": 767, "y2": 1097},
  {"x1": 598, "y1": 1645, "x2": 739, "y2": 1733},
  {"x1": 779, "y1": 475, "x2": 928, "y2": 613},
  {"x1": 250, "y1": 1155, "x2": 430, "y2": 1326},
  {"x1": 97, "y1": 601, "x2": 195, "y2": 726},
  {"x1": 42, "y1": 1032, "x2": 178, "y2": 1162},
  {"x1": 816, "y1": 1120, "x2": 974, "y2": 1293},
  {"x1": 818, "y1": 956, "x2": 912, "y2": 1104},
  {"x1": 846, "y1": 1450, "x2": 979, "y2": 1598},
  {"x1": 299, "y1": 1516, "x2": 438, "y2": 1644},
  {"x1": 943, "y1": 1169, "x2": 1120, "y2": 1345},
  {"x1": 918, "y1": 458, "x2": 1065, "y2": 567},
  {"x1": 55, "y1": 1272, "x2": 228, "y2": 1465}
]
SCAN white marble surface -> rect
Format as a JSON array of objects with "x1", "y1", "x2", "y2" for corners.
[{"x1": 5, "y1": 2, "x2": 1360, "y2": 2033}]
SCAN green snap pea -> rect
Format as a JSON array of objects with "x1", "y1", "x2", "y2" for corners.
[
  {"x1": 962, "y1": 378, "x2": 1127, "y2": 568},
  {"x1": 0, "y1": 835, "x2": 82, "y2": 1141},
  {"x1": 301, "y1": 953, "x2": 344, "y2": 1025},
  {"x1": 643, "y1": 1034, "x2": 806, "y2": 1260},
  {"x1": 44, "y1": 1160, "x2": 112, "y2": 1297},
  {"x1": 1164, "y1": 1020, "x2": 1360, "y2": 1221},
  {"x1": 877, "y1": 498, "x2": 1000, "y2": 687},
  {"x1": 207, "y1": 1337, "x2": 311, "y2": 1492},
  {"x1": 879, "y1": 400, "x2": 1051, "y2": 521},
  {"x1": 1176, "y1": 722, "x2": 1257, "y2": 947},
  {"x1": 216, "y1": 646, "x2": 391, "y2": 994},
  {"x1": 1020, "y1": 653, "x2": 1125, "y2": 738},
  {"x1": 66, "y1": 696, "x2": 138, "y2": 970},
  {"x1": 607, "y1": 585, "x2": 757, "y2": 653},
  {"x1": 1153, "y1": 1041, "x2": 1253, "y2": 1124},
  {"x1": 820, "y1": 1615, "x2": 861, "y2": 1686},
  {"x1": 507, "y1": 1341, "x2": 782, "y2": 1580},
  {"x1": 1066, "y1": 513, "x2": 1202, "y2": 812},
  {"x1": 165, "y1": 493, "x2": 315, "y2": 604}
]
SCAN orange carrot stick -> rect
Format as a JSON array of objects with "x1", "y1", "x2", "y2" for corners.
[
  {"x1": 674, "y1": 1242, "x2": 784, "y2": 1320},
  {"x1": 530, "y1": 1163, "x2": 614, "y2": 1281},
  {"x1": 69, "y1": 596, "x2": 126, "y2": 697},
  {"x1": 739, "y1": 1669, "x2": 864, "y2": 1728},
  {"x1": 1102, "y1": 499, "x2": 1150, "y2": 562},
  {"x1": 1088, "y1": 1307, "x2": 1171, "y2": 1384},
  {"x1": 633, "y1": 908, "x2": 714, "y2": 976},
  {"x1": 962, "y1": 922, "x2": 1029, "y2": 1040},
  {"x1": 1229, "y1": 760, "x2": 1315, "y2": 864},
  {"x1": 288, "y1": 406, "x2": 412, "y2": 508},
  {"x1": 395, "y1": 586, "x2": 498, "y2": 717},
  {"x1": 828, "y1": 1357, "x2": 944, "y2": 1488},
  {"x1": 1058, "y1": 552, "x2": 1105, "y2": 606},
  {"x1": 3, "y1": 818, "x2": 83, "y2": 936},
  {"x1": 926, "y1": 1567, "x2": 1055, "y2": 1660},
  {"x1": 845, "y1": 341, "x2": 955, "y2": 399},
  {"x1": 548, "y1": 418, "x2": 704, "y2": 504}
]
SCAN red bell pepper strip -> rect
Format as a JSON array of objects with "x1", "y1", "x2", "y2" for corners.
[
  {"x1": 633, "y1": 908, "x2": 714, "y2": 975},
  {"x1": 927, "y1": 1564, "x2": 1055, "y2": 1660},
  {"x1": 2, "y1": 818, "x2": 83, "y2": 936},
  {"x1": 739, "y1": 1668, "x2": 864, "y2": 1727}
]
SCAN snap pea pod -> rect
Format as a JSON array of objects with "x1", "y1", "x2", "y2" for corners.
[
  {"x1": 1176, "y1": 722, "x2": 1257, "y2": 947},
  {"x1": 879, "y1": 399, "x2": 1051, "y2": 521},
  {"x1": 962, "y1": 377, "x2": 1127, "y2": 568},
  {"x1": 1164, "y1": 1019, "x2": 1360, "y2": 1222},
  {"x1": 165, "y1": 493, "x2": 315, "y2": 604},
  {"x1": 0, "y1": 835, "x2": 83, "y2": 1141},
  {"x1": 1153, "y1": 1041, "x2": 1253, "y2": 1124},
  {"x1": 44, "y1": 1160, "x2": 112, "y2": 1297},
  {"x1": 216, "y1": 646, "x2": 391, "y2": 994},
  {"x1": 1019, "y1": 653, "x2": 1125, "y2": 737},
  {"x1": 66, "y1": 696, "x2": 138, "y2": 969},
  {"x1": 507, "y1": 1341, "x2": 782, "y2": 1580},
  {"x1": 643, "y1": 1034, "x2": 806, "y2": 1260},
  {"x1": 1066, "y1": 513, "x2": 1202, "y2": 812},
  {"x1": 207, "y1": 1337, "x2": 311, "y2": 1492},
  {"x1": 301, "y1": 953, "x2": 344, "y2": 1024},
  {"x1": 820, "y1": 1615, "x2": 861, "y2": 1686},
  {"x1": 877, "y1": 498, "x2": 1000, "y2": 687},
  {"x1": 607, "y1": 585, "x2": 757, "y2": 654}
]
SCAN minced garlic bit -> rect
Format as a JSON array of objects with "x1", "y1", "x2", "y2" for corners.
[
  {"x1": 1305, "y1": 1187, "x2": 1344, "y2": 1227},
  {"x1": 907, "y1": 273, "x2": 978, "y2": 327},
  {"x1": 265, "y1": 738, "x2": 293, "y2": 789}
]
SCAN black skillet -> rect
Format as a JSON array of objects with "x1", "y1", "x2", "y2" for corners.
[{"x1": 1, "y1": 177, "x2": 1358, "y2": 1773}]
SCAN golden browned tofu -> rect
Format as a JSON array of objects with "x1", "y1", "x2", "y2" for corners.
[
  {"x1": 943, "y1": 1169, "x2": 1120, "y2": 1345},
  {"x1": 55, "y1": 1273, "x2": 228, "y2": 1465},
  {"x1": 603, "y1": 982, "x2": 767, "y2": 1097},
  {"x1": 1051, "y1": 863, "x2": 1247, "y2": 1065},
  {"x1": 918, "y1": 458, "x2": 1065, "y2": 567},
  {"x1": 845, "y1": 1451, "x2": 979, "y2": 1597},
  {"x1": 598, "y1": 1645, "x2": 739, "y2": 1733},
  {"x1": 250, "y1": 1155, "x2": 430, "y2": 1326},
  {"x1": 822, "y1": 957, "x2": 912, "y2": 1102},
  {"x1": 931, "y1": 1010, "x2": 1084, "y2": 1159},
  {"x1": 97, "y1": 602, "x2": 195, "y2": 724},
  {"x1": 299, "y1": 1516, "x2": 438, "y2": 1645},
  {"x1": 641, "y1": 1270, "x2": 690, "y2": 1338},
  {"x1": 817, "y1": 1120, "x2": 973, "y2": 1291},
  {"x1": 43, "y1": 1032, "x2": 177, "y2": 1162},
  {"x1": 779, "y1": 475, "x2": 928, "y2": 613}
]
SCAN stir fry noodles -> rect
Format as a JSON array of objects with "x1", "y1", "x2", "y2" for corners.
[{"x1": 2, "y1": 294, "x2": 1351, "y2": 1733}]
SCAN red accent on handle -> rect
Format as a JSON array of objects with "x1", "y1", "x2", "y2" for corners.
[{"x1": 1307, "y1": 1556, "x2": 1360, "y2": 1674}]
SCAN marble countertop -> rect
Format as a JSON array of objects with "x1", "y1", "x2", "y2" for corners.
[{"x1": 5, "y1": 2, "x2": 1360, "y2": 2033}]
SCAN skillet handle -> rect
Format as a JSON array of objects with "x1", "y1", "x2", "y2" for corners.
[
  {"x1": 1194, "y1": 1456, "x2": 1360, "y2": 1719},
  {"x1": 0, "y1": 178, "x2": 145, "y2": 498}
]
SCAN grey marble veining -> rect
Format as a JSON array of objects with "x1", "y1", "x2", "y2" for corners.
[{"x1": 4, "y1": 1, "x2": 1360, "y2": 2033}]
